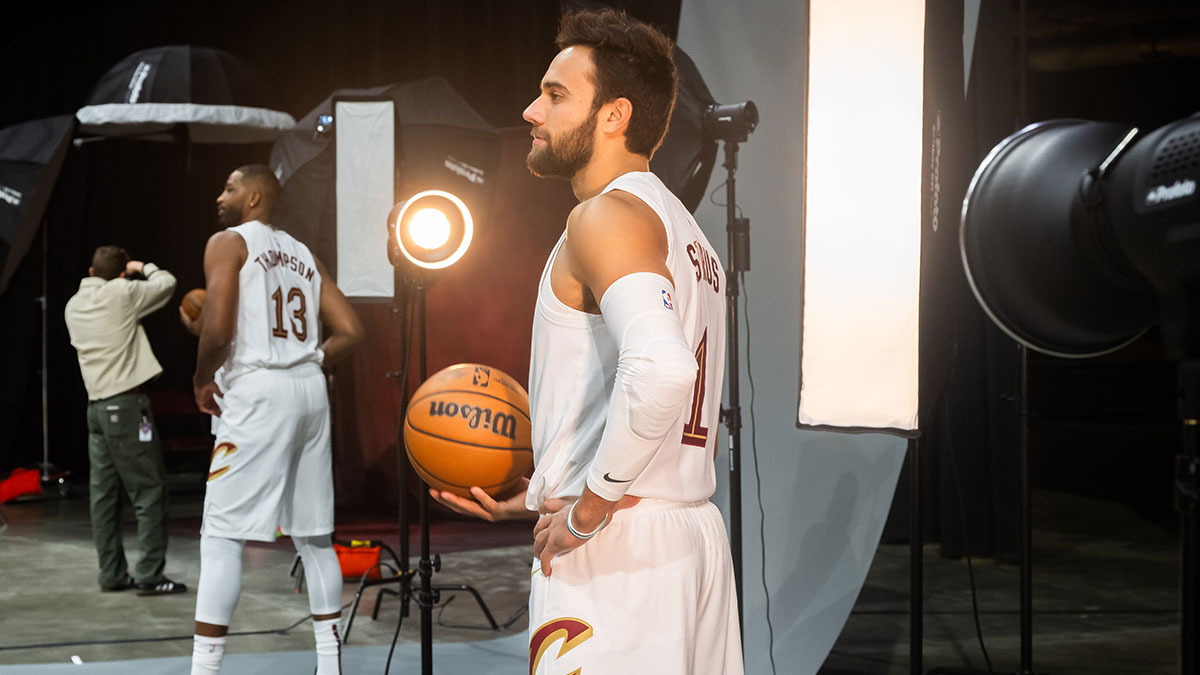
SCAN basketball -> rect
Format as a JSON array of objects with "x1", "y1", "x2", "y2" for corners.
[
  {"x1": 181, "y1": 288, "x2": 206, "y2": 320},
  {"x1": 404, "y1": 363, "x2": 533, "y2": 499}
]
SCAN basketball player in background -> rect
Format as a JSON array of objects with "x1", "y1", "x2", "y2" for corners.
[
  {"x1": 432, "y1": 9, "x2": 742, "y2": 674},
  {"x1": 181, "y1": 164, "x2": 363, "y2": 675}
]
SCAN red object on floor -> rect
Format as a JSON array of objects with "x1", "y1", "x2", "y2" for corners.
[
  {"x1": 335, "y1": 542, "x2": 382, "y2": 579},
  {"x1": 0, "y1": 467, "x2": 43, "y2": 503}
]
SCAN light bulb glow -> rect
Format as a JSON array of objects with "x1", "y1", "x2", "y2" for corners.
[
  {"x1": 409, "y1": 208, "x2": 452, "y2": 249},
  {"x1": 390, "y1": 189, "x2": 475, "y2": 270}
]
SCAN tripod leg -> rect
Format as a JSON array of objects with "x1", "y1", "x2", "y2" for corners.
[{"x1": 433, "y1": 584, "x2": 499, "y2": 630}]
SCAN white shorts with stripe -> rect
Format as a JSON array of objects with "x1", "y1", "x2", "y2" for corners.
[
  {"x1": 202, "y1": 363, "x2": 333, "y2": 542},
  {"x1": 529, "y1": 499, "x2": 743, "y2": 675}
]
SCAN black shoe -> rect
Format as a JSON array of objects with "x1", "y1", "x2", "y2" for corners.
[
  {"x1": 100, "y1": 574, "x2": 134, "y2": 592},
  {"x1": 135, "y1": 577, "x2": 188, "y2": 596}
]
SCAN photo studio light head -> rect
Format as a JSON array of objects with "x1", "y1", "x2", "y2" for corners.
[
  {"x1": 315, "y1": 113, "x2": 334, "y2": 140},
  {"x1": 960, "y1": 113, "x2": 1200, "y2": 358},
  {"x1": 704, "y1": 101, "x2": 759, "y2": 143},
  {"x1": 389, "y1": 189, "x2": 474, "y2": 271}
]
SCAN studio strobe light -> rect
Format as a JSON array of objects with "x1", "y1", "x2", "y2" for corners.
[
  {"x1": 961, "y1": 112, "x2": 1200, "y2": 675},
  {"x1": 389, "y1": 189, "x2": 473, "y2": 270}
]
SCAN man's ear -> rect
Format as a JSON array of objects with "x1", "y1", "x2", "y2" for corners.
[
  {"x1": 88, "y1": 266, "x2": 94, "y2": 278},
  {"x1": 602, "y1": 97, "x2": 633, "y2": 137}
]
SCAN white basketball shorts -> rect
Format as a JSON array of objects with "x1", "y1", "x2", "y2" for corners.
[
  {"x1": 202, "y1": 363, "x2": 334, "y2": 542},
  {"x1": 528, "y1": 499, "x2": 743, "y2": 675}
]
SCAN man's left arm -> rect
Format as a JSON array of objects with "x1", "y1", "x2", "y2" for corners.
[{"x1": 533, "y1": 193, "x2": 699, "y2": 575}]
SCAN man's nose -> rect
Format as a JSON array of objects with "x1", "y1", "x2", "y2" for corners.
[{"x1": 523, "y1": 100, "x2": 542, "y2": 126}]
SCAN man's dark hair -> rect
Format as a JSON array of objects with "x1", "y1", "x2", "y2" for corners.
[
  {"x1": 235, "y1": 163, "x2": 281, "y2": 209},
  {"x1": 556, "y1": 8, "x2": 678, "y2": 158},
  {"x1": 92, "y1": 245, "x2": 129, "y2": 280}
]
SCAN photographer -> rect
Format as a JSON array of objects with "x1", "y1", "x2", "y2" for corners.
[{"x1": 64, "y1": 245, "x2": 186, "y2": 596}]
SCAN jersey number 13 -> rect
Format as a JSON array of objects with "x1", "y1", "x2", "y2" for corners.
[{"x1": 271, "y1": 286, "x2": 308, "y2": 341}]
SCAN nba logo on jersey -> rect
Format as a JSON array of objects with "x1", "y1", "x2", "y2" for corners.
[{"x1": 662, "y1": 290, "x2": 673, "y2": 310}]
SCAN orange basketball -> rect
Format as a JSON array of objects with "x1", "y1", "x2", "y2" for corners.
[
  {"x1": 404, "y1": 363, "x2": 533, "y2": 499},
  {"x1": 181, "y1": 288, "x2": 206, "y2": 320}
]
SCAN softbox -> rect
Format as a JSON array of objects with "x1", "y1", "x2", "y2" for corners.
[
  {"x1": 0, "y1": 116, "x2": 75, "y2": 295},
  {"x1": 650, "y1": 46, "x2": 719, "y2": 213},
  {"x1": 270, "y1": 78, "x2": 501, "y2": 291}
]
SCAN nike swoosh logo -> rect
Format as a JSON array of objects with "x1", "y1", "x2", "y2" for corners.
[{"x1": 602, "y1": 472, "x2": 633, "y2": 484}]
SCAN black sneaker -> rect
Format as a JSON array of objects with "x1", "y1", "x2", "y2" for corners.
[
  {"x1": 135, "y1": 577, "x2": 188, "y2": 596},
  {"x1": 100, "y1": 574, "x2": 134, "y2": 592}
]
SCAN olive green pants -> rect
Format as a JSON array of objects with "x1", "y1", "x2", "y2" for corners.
[{"x1": 86, "y1": 392, "x2": 168, "y2": 587}]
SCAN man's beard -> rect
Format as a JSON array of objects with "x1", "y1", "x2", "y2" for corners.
[
  {"x1": 217, "y1": 203, "x2": 243, "y2": 228},
  {"x1": 526, "y1": 112, "x2": 597, "y2": 179}
]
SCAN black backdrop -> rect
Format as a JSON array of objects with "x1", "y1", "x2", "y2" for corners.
[
  {"x1": 0, "y1": 0, "x2": 685, "y2": 478},
  {"x1": 0, "y1": 0, "x2": 563, "y2": 474}
]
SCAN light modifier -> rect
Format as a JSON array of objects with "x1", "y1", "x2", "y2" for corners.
[
  {"x1": 961, "y1": 111, "x2": 1200, "y2": 675},
  {"x1": 960, "y1": 113, "x2": 1200, "y2": 358},
  {"x1": 389, "y1": 189, "x2": 473, "y2": 270}
]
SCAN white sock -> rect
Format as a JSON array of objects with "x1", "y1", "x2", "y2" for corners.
[
  {"x1": 190, "y1": 634, "x2": 226, "y2": 674},
  {"x1": 312, "y1": 618, "x2": 342, "y2": 675}
]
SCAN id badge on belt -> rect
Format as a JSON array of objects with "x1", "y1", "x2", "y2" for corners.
[{"x1": 139, "y1": 415, "x2": 152, "y2": 442}]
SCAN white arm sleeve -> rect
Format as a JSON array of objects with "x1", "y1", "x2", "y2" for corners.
[{"x1": 586, "y1": 272, "x2": 698, "y2": 501}]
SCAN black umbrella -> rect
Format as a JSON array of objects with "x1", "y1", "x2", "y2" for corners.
[
  {"x1": 0, "y1": 116, "x2": 75, "y2": 295},
  {"x1": 269, "y1": 77, "x2": 501, "y2": 257},
  {"x1": 75, "y1": 45, "x2": 295, "y2": 144}
]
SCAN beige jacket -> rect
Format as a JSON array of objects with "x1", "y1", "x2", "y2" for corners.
[{"x1": 64, "y1": 263, "x2": 177, "y2": 400}]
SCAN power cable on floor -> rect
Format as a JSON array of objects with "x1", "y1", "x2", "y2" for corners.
[
  {"x1": 742, "y1": 272, "x2": 777, "y2": 675},
  {"x1": 946, "y1": 418, "x2": 996, "y2": 675}
]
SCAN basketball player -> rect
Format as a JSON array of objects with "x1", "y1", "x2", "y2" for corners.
[
  {"x1": 182, "y1": 164, "x2": 363, "y2": 675},
  {"x1": 432, "y1": 9, "x2": 742, "y2": 674}
]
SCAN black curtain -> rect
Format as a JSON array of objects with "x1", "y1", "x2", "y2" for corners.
[{"x1": 883, "y1": 0, "x2": 1023, "y2": 559}]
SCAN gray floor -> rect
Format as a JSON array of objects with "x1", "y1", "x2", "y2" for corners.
[
  {"x1": 821, "y1": 490, "x2": 1181, "y2": 674},
  {"x1": 0, "y1": 492, "x2": 534, "y2": 674},
  {"x1": 0, "y1": 487, "x2": 1183, "y2": 674}
]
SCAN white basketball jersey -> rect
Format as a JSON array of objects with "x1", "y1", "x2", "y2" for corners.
[
  {"x1": 216, "y1": 220, "x2": 323, "y2": 386},
  {"x1": 527, "y1": 172, "x2": 726, "y2": 508}
]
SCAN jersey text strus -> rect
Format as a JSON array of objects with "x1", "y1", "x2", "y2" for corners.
[{"x1": 253, "y1": 249, "x2": 316, "y2": 281}]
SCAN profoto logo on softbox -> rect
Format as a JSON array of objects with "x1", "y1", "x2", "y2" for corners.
[{"x1": 0, "y1": 186, "x2": 22, "y2": 207}]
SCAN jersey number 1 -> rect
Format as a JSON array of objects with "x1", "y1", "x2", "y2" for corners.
[
  {"x1": 681, "y1": 328, "x2": 709, "y2": 448},
  {"x1": 271, "y1": 286, "x2": 308, "y2": 341}
]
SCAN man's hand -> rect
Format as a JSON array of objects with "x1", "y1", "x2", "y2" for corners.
[
  {"x1": 125, "y1": 260, "x2": 146, "y2": 277},
  {"x1": 179, "y1": 306, "x2": 203, "y2": 336},
  {"x1": 429, "y1": 478, "x2": 535, "y2": 522},
  {"x1": 533, "y1": 501, "x2": 589, "y2": 577},
  {"x1": 193, "y1": 379, "x2": 223, "y2": 416},
  {"x1": 531, "y1": 489, "x2": 640, "y2": 577}
]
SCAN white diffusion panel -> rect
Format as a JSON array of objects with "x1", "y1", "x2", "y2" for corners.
[
  {"x1": 335, "y1": 100, "x2": 395, "y2": 299},
  {"x1": 798, "y1": 0, "x2": 926, "y2": 433}
]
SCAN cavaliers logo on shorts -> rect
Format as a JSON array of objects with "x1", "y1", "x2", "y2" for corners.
[
  {"x1": 208, "y1": 442, "x2": 238, "y2": 481},
  {"x1": 529, "y1": 617, "x2": 593, "y2": 675}
]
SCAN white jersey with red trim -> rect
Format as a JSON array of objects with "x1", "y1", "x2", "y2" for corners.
[
  {"x1": 216, "y1": 220, "x2": 323, "y2": 387},
  {"x1": 526, "y1": 171, "x2": 726, "y2": 509}
]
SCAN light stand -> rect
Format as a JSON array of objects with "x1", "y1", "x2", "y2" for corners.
[
  {"x1": 719, "y1": 138, "x2": 749, "y2": 632},
  {"x1": 1177, "y1": 359, "x2": 1198, "y2": 675},
  {"x1": 707, "y1": 100, "x2": 757, "y2": 639},
  {"x1": 353, "y1": 192, "x2": 500, "y2": 674},
  {"x1": 959, "y1": 110, "x2": 1200, "y2": 675},
  {"x1": 906, "y1": 344, "x2": 1033, "y2": 675},
  {"x1": 413, "y1": 274, "x2": 435, "y2": 673}
]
